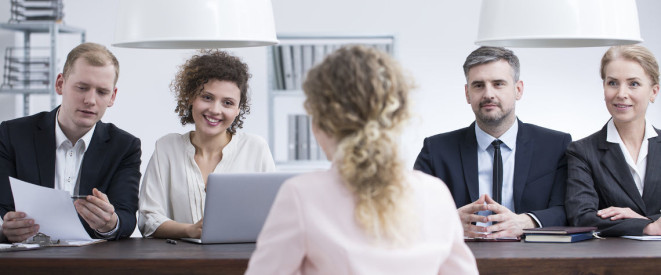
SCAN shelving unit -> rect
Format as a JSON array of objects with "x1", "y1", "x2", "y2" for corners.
[
  {"x1": 0, "y1": 22, "x2": 86, "y2": 116},
  {"x1": 267, "y1": 35, "x2": 395, "y2": 171}
]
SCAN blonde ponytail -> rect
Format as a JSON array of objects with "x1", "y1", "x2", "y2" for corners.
[{"x1": 303, "y1": 45, "x2": 416, "y2": 245}]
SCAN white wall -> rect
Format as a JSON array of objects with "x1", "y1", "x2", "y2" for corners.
[{"x1": 1, "y1": 0, "x2": 660, "y2": 171}]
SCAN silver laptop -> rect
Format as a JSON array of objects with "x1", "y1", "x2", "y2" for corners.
[{"x1": 181, "y1": 172, "x2": 298, "y2": 244}]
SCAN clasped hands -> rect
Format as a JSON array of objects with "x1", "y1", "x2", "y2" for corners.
[
  {"x1": 458, "y1": 194, "x2": 535, "y2": 239},
  {"x1": 2, "y1": 188, "x2": 117, "y2": 242}
]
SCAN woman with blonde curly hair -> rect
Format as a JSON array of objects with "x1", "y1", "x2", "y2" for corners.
[
  {"x1": 246, "y1": 46, "x2": 477, "y2": 274},
  {"x1": 138, "y1": 50, "x2": 275, "y2": 239}
]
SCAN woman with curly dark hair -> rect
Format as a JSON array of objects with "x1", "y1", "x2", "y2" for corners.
[{"x1": 138, "y1": 50, "x2": 275, "y2": 239}]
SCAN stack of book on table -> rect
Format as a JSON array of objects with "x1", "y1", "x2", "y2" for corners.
[{"x1": 523, "y1": 226, "x2": 597, "y2": 243}]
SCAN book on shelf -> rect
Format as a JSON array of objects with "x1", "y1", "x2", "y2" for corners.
[
  {"x1": 287, "y1": 114, "x2": 297, "y2": 161},
  {"x1": 313, "y1": 44, "x2": 326, "y2": 66},
  {"x1": 280, "y1": 45, "x2": 294, "y2": 90},
  {"x1": 296, "y1": 115, "x2": 309, "y2": 160},
  {"x1": 291, "y1": 45, "x2": 302, "y2": 90},
  {"x1": 308, "y1": 117, "x2": 319, "y2": 161},
  {"x1": 523, "y1": 226, "x2": 597, "y2": 243},
  {"x1": 301, "y1": 45, "x2": 313, "y2": 85},
  {"x1": 272, "y1": 45, "x2": 284, "y2": 90}
]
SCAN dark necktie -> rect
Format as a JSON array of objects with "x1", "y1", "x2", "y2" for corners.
[{"x1": 492, "y1": 140, "x2": 503, "y2": 205}]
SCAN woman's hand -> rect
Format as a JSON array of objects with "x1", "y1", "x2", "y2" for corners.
[
  {"x1": 597, "y1": 206, "x2": 647, "y2": 221},
  {"x1": 186, "y1": 218, "x2": 203, "y2": 238}
]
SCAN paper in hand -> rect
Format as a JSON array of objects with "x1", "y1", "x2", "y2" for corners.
[{"x1": 9, "y1": 176, "x2": 92, "y2": 241}]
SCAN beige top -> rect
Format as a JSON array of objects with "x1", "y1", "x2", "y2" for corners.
[{"x1": 138, "y1": 132, "x2": 275, "y2": 237}]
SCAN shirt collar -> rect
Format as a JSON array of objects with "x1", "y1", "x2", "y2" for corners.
[
  {"x1": 55, "y1": 109, "x2": 96, "y2": 151},
  {"x1": 606, "y1": 119, "x2": 658, "y2": 144},
  {"x1": 475, "y1": 119, "x2": 519, "y2": 151}
]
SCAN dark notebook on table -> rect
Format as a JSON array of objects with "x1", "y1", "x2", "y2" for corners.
[{"x1": 523, "y1": 226, "x2": 597, "y2": 243}]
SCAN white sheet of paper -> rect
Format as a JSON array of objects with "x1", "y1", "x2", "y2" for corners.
[
  {"x1": 621, "y1": 235, "x2": 661, "y2": 241},
  {"x1": 9, "y1": 177, "x2": 92, "y2": 241}
]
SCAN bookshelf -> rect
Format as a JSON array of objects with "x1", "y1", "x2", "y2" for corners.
[
  {"x1": 267, "y1": 35, "x2": 395, "y2": 171},
  {"x1": 0, "y1": 21, "x2": 86, "y2": 116}
]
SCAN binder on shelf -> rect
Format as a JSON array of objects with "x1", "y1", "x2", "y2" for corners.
[
  {"x1": 301, "y1": 45, "x2": 313, "y2": 84},
  {"x1": 287, "y1": 114, "x2": 297, "y2": 161},
  {"x1": 280, "y1": 45, "x2": 295, "y2": 90},
  {"x1": 313, "y1": 44, "x2": 326, "y2": 66},
  {"x1": 296, "y1": 115, "x2": 309, "y2": 160},
  {"x1": 317, "y1": 143, "x2": 328, "y2": 160},
  {"x1": 309, "y1": 117, "x2": 319, "y2": 161},
  {"x1": 291, "y1": 45, "x2": 303, "y2": 90},
  {"x1": 272, "y1": 46, "x2": 284, "y2": 90},
  {"x1": 269, "y1": 36, "x2": 395, "y2": 166},
  {"x1": 325, "y1": 44, "x2": 339, "y2": 56}
]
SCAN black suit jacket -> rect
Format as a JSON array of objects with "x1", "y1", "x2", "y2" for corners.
[
  {"x1": 565, "y1": 123, "x2": 661, "y2": 236},
  {"x1": 414, "y1": 120, "x2": 572, "y2": 227},
  {"x1": 0, "y1": 107, "x2": 141, "y2": 240}
]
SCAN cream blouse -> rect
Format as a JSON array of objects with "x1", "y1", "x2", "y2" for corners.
[{"x1": 138, "y1": 131, "x2": 276, "y2": 237}]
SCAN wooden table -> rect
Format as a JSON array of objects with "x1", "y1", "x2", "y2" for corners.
[
  {"x1": 2, "y1": 237, "x2": 660, "y2": 274},
  {"x1": 468, "y1": 238, "x2": 661, "y2": 274}
]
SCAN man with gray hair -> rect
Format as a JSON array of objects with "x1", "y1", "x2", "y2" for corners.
[{"x1": 414, "y1": 46, "x2": 571, "y2": 239}]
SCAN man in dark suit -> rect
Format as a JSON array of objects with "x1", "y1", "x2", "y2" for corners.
[
  {"x1": 0, "y1": 42, "x2": 141, "y2": 242},
  {"x1": 414, "y1": 46, "x2": 571, "y2": 239}
]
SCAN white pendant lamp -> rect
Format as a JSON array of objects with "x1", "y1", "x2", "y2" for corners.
[
  {"x1": 112, "y1": 0, "x2": 278, "y2": 49},
  {"x1": 475, "y1": 0, "x2": 642, "y2": 48}
]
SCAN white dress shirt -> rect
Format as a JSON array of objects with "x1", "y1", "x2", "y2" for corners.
[
  {"x1": 246, "y1": 167, "x2": 479, "y2": 275},
  {"x1": 474, "y1": 121, "x2": 542, "y2": 227},
  {"x1": 54, "y1": 113, "x2": 119, "y2": 238},
  {"x1": 54, "y1": 114, "x2": 95, "y2": 196},
  {"x1": 138, "y1": 131, "x2": 276, "y2": 237},
  {"x1": 606, "y1": 119, "x2": 658, "y2": 196}
]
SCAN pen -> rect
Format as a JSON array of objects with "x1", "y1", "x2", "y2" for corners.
[
  {"x1": 166, "y1": 239, "x2": 177, "y2": 245},
  {"x1": 71, "y1": 195, "x2": 88, "y2": 200}
]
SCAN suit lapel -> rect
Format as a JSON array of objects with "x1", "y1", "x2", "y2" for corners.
[
  {"x1": 642, "y1": 129, "x2": 661, "y2": 213},
  {"x1": 78, "y1": 122, "x2": 109, "y2": 195},
  {"x1": 512, "y1": 120, "x2": 532, "y2": 212},
  {"x1": 598, "y1": 126, "x2": 646, "y2": 212},
  {"x1": 35, "y1": 109, "x2": 57, "y2": 188},
  {"x1": 460, "y1": 123, "x2": 480, "y2": 202}
]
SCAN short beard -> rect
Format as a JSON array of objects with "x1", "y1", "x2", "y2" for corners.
[{"x1": 476, "y1": 106, "x2": 514, "y2": 126}]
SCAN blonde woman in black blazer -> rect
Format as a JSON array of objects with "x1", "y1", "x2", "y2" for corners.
[{"x1": 566, "y1": 45, "x2": 660, "y2": 236}]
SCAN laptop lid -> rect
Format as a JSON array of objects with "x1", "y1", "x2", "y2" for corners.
[{"x1": 191, "y1": 172, "x2": 297, "y2": 244}]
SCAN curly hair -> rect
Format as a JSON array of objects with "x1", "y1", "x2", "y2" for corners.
[
  {"x1": 303, "y1": 45, "x2": 415, "y2": 244},
  {"x1": 172, "y1": 49, "x2": 251, "y2": 134}
]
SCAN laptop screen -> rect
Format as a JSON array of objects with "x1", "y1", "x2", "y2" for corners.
[{"x1": 196, "y1": 172, "x2": 298, "y2": 244}]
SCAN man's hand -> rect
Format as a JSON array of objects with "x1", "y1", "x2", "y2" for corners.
[
  {"x1": 458, "y1": 194, "x2": 489, "y2": 238},
  {"x1": 74, "y1": 188, "x2": 118, "y2": 233},
  {"x1": 597, "y1": 206, "x2": 647, "y2": 221},
  {"x1": 483, "y1": 195, "x2": 535, "y2": 238},
  {"x1": 2, "y1": 211, "x2": 39, "y2": 242}
]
